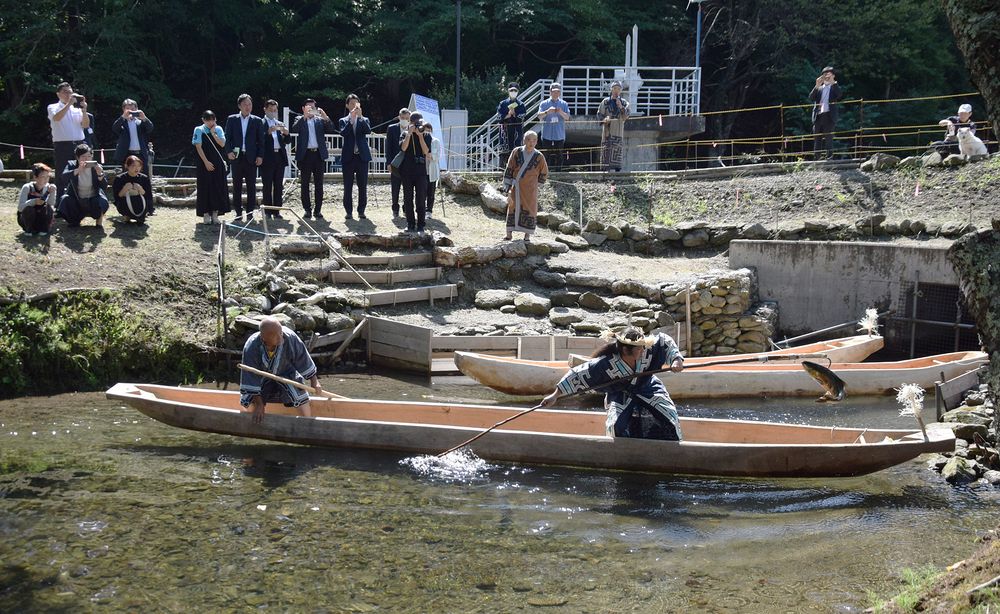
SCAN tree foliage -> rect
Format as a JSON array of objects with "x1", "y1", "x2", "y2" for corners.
[{"x1": 0, "y1": 0, "x2": 973, "y2": 161}]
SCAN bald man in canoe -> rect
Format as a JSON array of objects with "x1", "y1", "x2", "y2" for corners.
[
  {"x1": 239, "y1": 317, "x2": 321, "y2": 423},
  {"x1": 540, "y1": 327, "x2": 685, "y2": 440}
]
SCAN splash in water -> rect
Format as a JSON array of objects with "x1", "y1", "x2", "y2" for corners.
[
  {"x1": 857, "y1": 307, "x2": 880, "y2": 336},
  {"x1": 400, "y1": 448, "x2": 495, "y2": 482}
]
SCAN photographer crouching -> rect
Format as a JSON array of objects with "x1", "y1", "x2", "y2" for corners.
[{"x1": 58, "y1": 144, "x2": 109, "y2": 228}]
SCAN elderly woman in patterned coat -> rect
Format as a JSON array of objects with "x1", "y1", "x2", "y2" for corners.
[{"x1": 500, "y1": 130, "x2": 548, "y2": 242}]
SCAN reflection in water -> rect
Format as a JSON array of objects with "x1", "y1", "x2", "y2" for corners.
[{"x1": 0, "y1": 376, "x2": 997, "y2": 612}]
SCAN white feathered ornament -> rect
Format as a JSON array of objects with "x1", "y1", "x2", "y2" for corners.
[{"x1": 896, "y1": 383, "x2": 928, "y2": 442}]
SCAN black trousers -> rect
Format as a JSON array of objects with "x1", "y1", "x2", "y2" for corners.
[
  {"x1": 426, "y1": 179, "x2": 437, "y2": 213},
  {"x1": 341, "y1": 157, "x2": 368, "y2": 216},
  {"x1": 18, "y1": 206, "x2": 54, "y2": 233},
  {"x1": 260, "y1": 158, "x2": 286, "y2": 214},
  {"x1": 541, "y1": 138, "x2": 564, "y2": 170},
  {"x1": 231, "y1": 155, "x2": 258, "y2": 215},
  {"x1": 401, "y1": 161, "x2": 427, "y2": 230},
  {"x1": 53, "y1": 140, "x2": 83, "y2": 202},
  {"x1": 390, "y1": 174, "x2": 402, "y2": 214},
  {"x1": 813, "y1": 113, "x2": 835, "y2": 159},
  {"x1": 298, "y1": 150, "x2": 324, "y2": 215}
]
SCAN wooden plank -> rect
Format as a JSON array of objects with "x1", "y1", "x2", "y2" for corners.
[
  {"x1": 366, "y1": 317, "x2": 433, "y2": 339},
  {"x1": 938, "y1": 366, "x2": 985, "y2": 411},
  {"x1": 308, "y1": 329, "x2": 353, "y2": 350},
  {"x1": 566, "y1": 337, "x2": 604, "y2": 350},
  {"x1": 371, "y1": 353, "x2": 430, "y2": 374},
  {"x1": 330, "y1": 268, "x2": 441, "y2": 285},
  {"x1": 365, "y1": 285, "x2": 457, "y2": 306},
  {"x1": 369, "y1": 340, "x2": 431, "y2": 368},
  {"x1": 432, "y1": 336, "x2": 520, "y2": 351},
  {"x1": 517, "y1": 336, "x2": 555, "y2": 360},
  {"x1": 369, "y1": 327, "x2": 431, "y2": 350},
  {"x1": 343, "y1": 253, "x2": 433, "y2": 267}
]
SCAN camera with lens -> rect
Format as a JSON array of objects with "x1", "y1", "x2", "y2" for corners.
[
  {"x1": 71, "y1": 94, "x2": 85, "y2": 107},
  {"x1": 129, "y1": 110, "x2": 141, "y2": 118}
]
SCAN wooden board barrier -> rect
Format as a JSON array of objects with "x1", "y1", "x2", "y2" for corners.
[{"x1": 364, "y1": 317, "x2": 433, "y2": 375}]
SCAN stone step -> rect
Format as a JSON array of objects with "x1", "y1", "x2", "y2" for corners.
[
  {"x1": 331, "y1": 267, "x2": 442, "y2": 285},
  {"x1": 342, "y1": 253, "x2": 433, "y2": 268},
  {"x1": 364, "y1": 284, "x2": 458, "y2": 307}
]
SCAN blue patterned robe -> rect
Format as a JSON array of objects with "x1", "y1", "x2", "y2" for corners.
[
  {"x1": 239, "y1": 326, "x2": 317, "y2": 408},
  {"x1": 556, "y1": 333, "x2": 683, "y2": 440}
]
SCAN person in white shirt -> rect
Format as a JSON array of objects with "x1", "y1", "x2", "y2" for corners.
[
  {"x1": 423, "y1": 123, "x2": 442, "y2": 217},
  {"x1": 47, "y1": 82, "x2": 90, "y2": 201},
  {"x1": 261, "y1": 99, "x2": 292, "y2": 220}
]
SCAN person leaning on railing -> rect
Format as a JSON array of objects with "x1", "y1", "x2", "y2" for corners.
[
  {"x1": 930, "y1": 103, "x2": 976, "y2": 155},
  {"x1": 17, "y1": 163, "x2": 57, "y2": 237}
]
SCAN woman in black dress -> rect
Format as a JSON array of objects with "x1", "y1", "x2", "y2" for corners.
[
  {"x1": 192, "y1": 110, "x2": 231, "y2": 224},
  {"x1": 112, "y1": 155, "x2": 152, "y2": 224}
]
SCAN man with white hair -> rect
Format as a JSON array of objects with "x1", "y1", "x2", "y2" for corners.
[{"x1": 239, "y1": 317, "x2": 321, "y2": 423}]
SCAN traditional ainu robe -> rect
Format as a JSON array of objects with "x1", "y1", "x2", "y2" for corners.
[
  {"x1": 239, "y1": 326, "x2": 317, "y2": 408},
  {"x1": 556, "y1": 333, "x2": 683, "y2": 440},
  {"x1": 502, "y1": 146, "x2": 548, "y2": 235},
  {"x1": 598, "y1": 96, "x2": 630, "y2": 171}
]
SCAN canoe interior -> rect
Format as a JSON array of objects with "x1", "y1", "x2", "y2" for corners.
[{"x1": 121, "y1": 384, "x2": 924, "y2": 446}]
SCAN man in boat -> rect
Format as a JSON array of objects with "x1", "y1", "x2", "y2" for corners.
[
  {"x1": 541, "y1": 327, "x2": 684, "y2": 440},
  {"x1": 239, "y1": 317, "x2": 321, "y2": 423}
]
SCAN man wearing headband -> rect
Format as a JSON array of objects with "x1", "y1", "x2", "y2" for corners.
[{"x1": 541, "y1": 327, "x2": 684, "y2": 441}]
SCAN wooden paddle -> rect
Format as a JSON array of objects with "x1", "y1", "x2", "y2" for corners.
[
  {"x1": 437, "y1": 352, "x2": 845, "y2": 457},
  {"x1": 237, "y1": 363, "x2": 348, "y2": 400}
]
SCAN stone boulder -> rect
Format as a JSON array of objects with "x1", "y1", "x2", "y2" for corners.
[
  {"x1": 558, "y1": 221, "x2": 582, "y2": 235},
  {"x1": 584, "y1": 220, "x2": 605, "y2": 232},
  {"x1": 500, "y1": 240, "x2": 528, "y2": 259},
  {"x1": 532, "y1": 270, "x2": 567, "y2": 288},
  {"x1": 554, "y1": 234, "x2": 590, "y2": 250},
  {"x1": 603, "y1": 225, "x2": 624, "y2": 241},
  {"x1": 566, "y1": 273, "x2": 614, "y2": 288},
  {"x1": 610, "y1": 279, "x2": 659, "y2": 301},
  {"x1": 610, "y1": 295, "x2": 650, "y2": 313},
  {"x1": 859, "y1": 153, "x2": 900, "y2": 172},
  {"x1": 475, "y1": 289, "x2": 518, "y2": 309},
  {"x1": 549, "y1": 307, "x2": 585, "y2": 326},
  {"x1": 440, "y1": 171, "x2": 481, "y2": 195},
  {"x1": 677, "y1": 220, "x2": 709, "y2": 231},
  {"x1": 582, "y1": 232, "x2": 607, "y2": 246},
  {"x1": 942, "y1": 153, "x2": 967, "y2": 167},
  {"x1": 527, "y1": 239, "x2": 569, "y2": 255},
  {"x1": 324, "y1": 313, "x2": 356, "y2": 332},
  {"x1": 921, "y1": 151, "x2": 942, "y2": 167},
  {"x1": 514, "y1": 292, "x2": 551, "y2": 316},
  {"x1": 741, "y1": 223, "x2": 769, "y2": 240},
  {"x1": 271, "y1": 240, "x2": 330, "y2": 256},
  {"x1": 479, "y1": 183, "x2": 508, "y2": 214},
  {"x1": 550, "y1": 290, "x2": 581, "y2": 307},
  {"x1": 898, "y1": 156, "x2": 922, "y2": 169},
  {"x1": 546, "y1": 212, "x2": 571, "y2": 230},
  {"x1": 578, "y1": 292, "x2": 610, "y2": 310},
  {"x1": 473, "y1": 245, "x2": 504, "y2": 264},
  {"x1": 941, "y1": 456, "x2": 978, "y2": 484},
  {"x1": 627, "y1": 227, "x2": 650, "y2": 241},
  {"x1": 652, "y1": 225, "x2": 681, "y2": 241},
  {"x1": 682, "y1": 229, "x2": 710, "y2": 248}
]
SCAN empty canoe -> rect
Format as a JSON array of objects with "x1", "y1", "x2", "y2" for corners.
[
  {"x1": 106, "y1": 383, "x2": 954, "y2": 478},
  {"x1": 455, "y1": 346, "x2": 986, "y2": 399}
]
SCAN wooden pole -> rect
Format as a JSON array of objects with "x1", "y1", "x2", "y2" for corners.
[
  {"x1": 237, "y1": 363, "x2": 348, "y2": 399},
  {"x1": 328, "y1": 318, "x2": 369, "y2": 364}
]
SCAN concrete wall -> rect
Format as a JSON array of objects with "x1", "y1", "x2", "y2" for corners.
[{"x1": 729, "y1": 240, "x2": 955, "y2": 336}]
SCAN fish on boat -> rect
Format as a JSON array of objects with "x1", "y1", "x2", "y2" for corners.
[
  {"x1": 107, "y1": 383, "x2": 954, "y2": 478},
  {"x1": 455, "y1": 348, "x2": 987, "y2": 399}
]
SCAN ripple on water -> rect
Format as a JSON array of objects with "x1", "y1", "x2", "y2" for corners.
[{"x1": 399, "y1": 449, "x2": 496, "y2": 482}]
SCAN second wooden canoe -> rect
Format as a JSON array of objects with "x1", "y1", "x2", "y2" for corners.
[
  {"x1": 456, "y1": 347, "x2": 986, "y2": 399},
  {"x1": 455, "y1": 334, "x2": 886, "y2": 397}
]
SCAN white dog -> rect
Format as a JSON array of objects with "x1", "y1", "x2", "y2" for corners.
[{"x1": 957, "y1": 127, "x2": 988, "y2": 158}]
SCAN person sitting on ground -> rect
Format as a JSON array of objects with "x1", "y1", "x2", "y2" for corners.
[
  {"x1": 17, "y1": 163, "x2": 57, "y2": 236},
  {"x1": 239, "y1": 317, "x2": 322, "y2": 423},
  {"x1": 58, "y1": 143, "x2": 109, "y2": 228},
  {"x1": 931, "y1": 103, "x2": 976, "y2": 155},
  {"x1": 540, "y1": 327, "x2": 685, "y2": 441},
  {"x1": 112, "y1": 155, "x2": 153, "y2": 225}
]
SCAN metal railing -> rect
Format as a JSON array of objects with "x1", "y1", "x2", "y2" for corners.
[
  {"x1": 466, "y1": 79, "x2": 552, "y2": 173},
  {"x1": 556, "y1": 65, "x2": 701, "y2": 117}
]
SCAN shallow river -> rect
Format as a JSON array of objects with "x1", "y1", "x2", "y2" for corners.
[{"x1": 2, "y1": 374, "x2": 997, "y2": 612}]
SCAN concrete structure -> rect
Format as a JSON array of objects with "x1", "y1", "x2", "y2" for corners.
[
  {"x1": 564, "y1": 115, "x2": 705, "y2": 172},
  {"x1": 729, "y1": 240, "x2": 956, "y2": 336}
]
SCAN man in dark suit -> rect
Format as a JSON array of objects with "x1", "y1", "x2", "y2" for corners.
[
  {"x1": 261, "y1": 99, "x2": 292, "y2": 220},
  {"x1": 112, "y1": 99, "x2": 153, "y2": 170},
  {"x1": 291, "y1": 98, "x2": 333, "y2": 220},
  {"x1": 809, "y1": 66, "x2": 843, "y2": 160},
  {"x1": 224, "y1": 93, "x2": 267, "y2": 221},
  {"x1": 338, "y1": 94, "x2": 372, "y2": 220},
  {"x1": 385, "y1": 107, "x2": 410, "y2": 217}
]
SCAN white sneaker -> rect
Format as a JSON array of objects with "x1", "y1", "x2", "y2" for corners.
[
  {"x1": 39, "y1": 232, "x2": 48, "y2": 237},
  {"x1": 211, "y1": 213, "x2": 220, "y2": 224},
  {"x1": 203, "y1": 213, "x2": 212, "y2": 224}
]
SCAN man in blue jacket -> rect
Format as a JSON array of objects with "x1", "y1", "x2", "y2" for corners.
[
  {"x1": 225, "y1": 94, "x2": 266, "y2": 221},
  {"x1": 338, "y1": 94, "x2": 372, "y2": 220},
  {"x1": 292, "y1": 99, "x2": 333, "y2": 220}
]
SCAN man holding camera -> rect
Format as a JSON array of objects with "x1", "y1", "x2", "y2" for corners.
[
  {"x1": 224, "y1": 94, "x2": 267, "y2": 222},
  {"x1": 338, "y1": 94, "x2": 372, "y2": 221},
  {"x1": 292, "y1": 99, "x2": 333, "y2": 220},
  {"x1": 47, "y1": 82, "x2": 90, "y2": 201},
  {"x1": 112, "y1": 99, "x2": 154, "y2": 171},
  {"x1": 809, "y1": 66, "x2": 843, "y2": 160},
  {"x1": 385, "y1": 108, "x2": 410, "y2": 217}
]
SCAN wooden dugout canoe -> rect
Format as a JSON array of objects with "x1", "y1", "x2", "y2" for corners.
[
  {"x1": 456, "y1": 348, "x2": 987, "y2": 399},
  {"x1": 454, "y1": 334, "x2": 887, "y2": 397},
  {"x1": 106, "y1": 383, "x2": 953, "y2": 478}
]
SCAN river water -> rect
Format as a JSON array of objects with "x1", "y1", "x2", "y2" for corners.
[{"x1": 2, "y1": 374, "x2": 997, "y2": 612}]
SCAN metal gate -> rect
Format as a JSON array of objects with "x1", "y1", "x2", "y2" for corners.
[{"x1": 884, "y1": 274, "x2": 979, "y2": 359}]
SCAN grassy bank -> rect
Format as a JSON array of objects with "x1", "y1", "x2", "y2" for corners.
[{"x1": 0, "y1": 291, "x2": 205, "y2": 398}]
